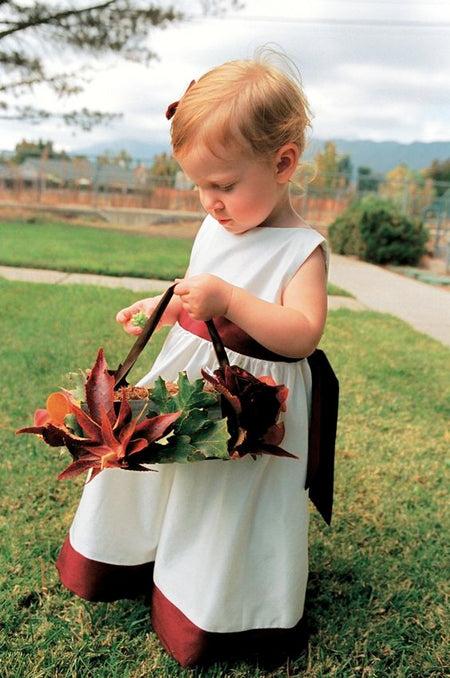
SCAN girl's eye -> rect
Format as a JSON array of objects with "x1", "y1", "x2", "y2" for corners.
[{"x1": 221, "y1": 184, "x2": 235, "y2": 192}]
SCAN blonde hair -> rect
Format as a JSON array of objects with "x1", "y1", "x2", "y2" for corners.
[{"x1": 170, "y1": 51, "x2": 312, "y2": 160}]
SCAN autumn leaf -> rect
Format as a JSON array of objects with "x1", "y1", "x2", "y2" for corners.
[
  {"x1": 201, "y1": 364, "x2": 294, "y2": 459},
  {"x1": 17, "y1": 350, "x2": 294, "y2": 477},
  {"x1": 17, "y1": 348, "x2": 182, "y2": 480}
]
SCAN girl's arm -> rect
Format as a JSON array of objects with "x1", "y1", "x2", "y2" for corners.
[
  {"x1": 116, "y1": 293, "x2": 183, "y2": 336},
  {"x1": 174, "y1": 247, "x2": 327, "y2": 358}
]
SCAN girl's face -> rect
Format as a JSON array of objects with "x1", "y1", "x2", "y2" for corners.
[{"x1": 176, "y1": 143, "x2": 289, "y2": 235}]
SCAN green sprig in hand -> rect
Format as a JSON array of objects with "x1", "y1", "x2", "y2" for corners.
[{"x1": 131, "y1": 311, "x2": 148, "y2": 330}]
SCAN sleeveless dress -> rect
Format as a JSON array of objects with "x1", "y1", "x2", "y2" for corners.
[{"x1": 56, "y1": 215, "x2": 328, "y2": 667}]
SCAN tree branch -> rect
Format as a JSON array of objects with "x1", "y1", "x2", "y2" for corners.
[
  {"x1": 0, "y1": 72, "x2": 84, "y2": 96},
  {"x1": 0, "y1": 1, "x2": 118, "y2": 39},
  {"x1": 0, "y1": 104, "x2": 121, "y2": 130},
  {"x1": 0, "y1": 1, "x2": 239, "y2": 130}
]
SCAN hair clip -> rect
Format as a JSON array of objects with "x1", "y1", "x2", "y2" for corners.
[{"x1": 165, "y1": 80, "x2": 196, "y2": 120}]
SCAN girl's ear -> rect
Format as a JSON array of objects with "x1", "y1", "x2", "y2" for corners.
[{"x1": 275, "y1": 143, "x2": 299, "y2": 184}]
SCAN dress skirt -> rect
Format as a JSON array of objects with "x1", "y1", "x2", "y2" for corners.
[{"x1": 56, "y1": 326, "x2": 313, "y2": 666}]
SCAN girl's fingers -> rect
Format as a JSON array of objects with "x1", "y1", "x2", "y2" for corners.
[
  {"x1": 116, "y1": 296, "x2": 163, "y2": 331},
  {"x1": 116, "y1": 309, "x2": 129, "y2": 323},
  {"x1": 173, "y1": 281, "x2": 187, "y2": 296},
  {"x1": 116, "y1": 302, "x2": 146, "y2": 324},
  {"x1": 125, "y1": 324, "x2": 142, "y2": 336}
]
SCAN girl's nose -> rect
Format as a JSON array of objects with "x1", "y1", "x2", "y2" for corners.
[{"x1": 200, "y1": 189, "x2": 224, "y2": 213}]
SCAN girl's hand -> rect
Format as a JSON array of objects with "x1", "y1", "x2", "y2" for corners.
[
  {"x1": 116, "y1": 294, "x2": 182, "y2": 335},
  {"x1": 116, "y1": 297, "x2": 162, "y2": 335},
  {"x1": 174, "y1": 274, "x2": 233, "y2": 321}
]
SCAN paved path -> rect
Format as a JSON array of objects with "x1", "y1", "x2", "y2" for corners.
[
  {"x1": 1, "y1": 256, "x2": 449, "y2": 347},
  {"x1": 0, "y1": 265, "x2": 169, "y2": 293},
  {"x1": 328, "y1": 254, "x2": 450, "y2": 347}
]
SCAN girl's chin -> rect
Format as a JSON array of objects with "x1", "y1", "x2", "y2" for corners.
[{"x1": 218, "y1": 219, "x2": 256, "y2": 234}]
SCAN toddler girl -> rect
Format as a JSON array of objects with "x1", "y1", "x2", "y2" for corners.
[{"x1": 56, "y1": 52, "x2": 337, "y2": 668}]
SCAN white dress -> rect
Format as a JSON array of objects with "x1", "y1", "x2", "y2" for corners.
[{"x1": 60, "y1": 215, "x2": 327, "y2": 661}]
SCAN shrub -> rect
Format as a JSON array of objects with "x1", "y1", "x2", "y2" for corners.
[
  {"x1": 328, "y1": 202, "x2": 366, "y2": 258},
  {"x1": 328, "y1": 196, "x2": 428, "y2": 266}
]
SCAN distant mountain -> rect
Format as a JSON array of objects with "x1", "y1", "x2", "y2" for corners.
[
  {"x1": 73, "y1": 137, "x2": 450, "y2": 175},
  {"x1": 72, "y1": 138, "x2": 170, "y2": 162},
  {"x1": 305, "y1": 139, "x2": 450, "y2": 175}
]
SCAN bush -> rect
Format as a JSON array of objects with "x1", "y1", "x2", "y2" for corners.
[
  {"x1": 328, "y1": 196, "x2": 428, "y2": 266},
  {"x1": 328, "y1": 202, "x2": 366, "y2": 258}
]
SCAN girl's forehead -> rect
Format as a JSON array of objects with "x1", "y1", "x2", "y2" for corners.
[
  {"x1": 179, "y1": 141, "x2": 237, "y2": 164},
  {"x1": 177, "y1": 144, "x2": 243, "y2": 178}
]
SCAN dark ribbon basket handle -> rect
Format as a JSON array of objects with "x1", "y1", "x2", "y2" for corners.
[{"x1": 114, "y1": 284, "x2": 229, "y2": 388}]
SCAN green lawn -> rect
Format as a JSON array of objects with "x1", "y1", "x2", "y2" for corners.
[
  {"x1": 0, "y1": 218, "x2": 192, "y2": 280},
  {"x1": 0, "y1": 217, "x2": 350, "y2": 296},
  {"x1": 1, "y1": 278, "x2": 448, "y2": 677}
]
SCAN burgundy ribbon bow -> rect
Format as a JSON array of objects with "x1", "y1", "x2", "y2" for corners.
[{"x1": 165, "y1": 80, "x2": 196, "y2": 120}]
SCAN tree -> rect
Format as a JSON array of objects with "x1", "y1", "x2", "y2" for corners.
[
  {"x1": 336, "y1": 153, "x2": 353, "y2": 188},
  {"x1": 151, "y1": 152, "x2": 179, "y2": 177},
  {"x1": 311, "y1": 140, "x2": 353, "y2": 193},
  {"x1": 97, "y1": 148, "x2": 133, "y2": 168},
  {"x1": 357, "y1": 166, "x2": 380, "y2": 193},
  {"x1": 380, "y1": 163, "x2": 431, "y2": 216},
  {"x1": 314, "y1": 140, "x2": 338, "y2": 186},
  {"x1": 0, "y1": 1, "x2": 240, "y2": 130},
  {"x1": 12, "y1": 139, "x2": 69, "y2": 163},
  {"x1": 425, "y1": 158, "x2": 450, "y2": 197}
]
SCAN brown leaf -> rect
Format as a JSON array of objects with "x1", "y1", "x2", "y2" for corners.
[{"x1": 85, "y1": 348, "x2": 115, "y2": 426}]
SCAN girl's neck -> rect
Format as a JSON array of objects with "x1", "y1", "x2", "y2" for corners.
[{"x1": 260, "y1": 189, "x2": 303, "y2": 229}]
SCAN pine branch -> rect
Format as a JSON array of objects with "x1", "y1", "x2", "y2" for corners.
[
  {"x1": 0, "y1": 1, "x2": 117, "y2": 40},
  {"x1": 0, "y1": 104, "x2": 121, "y2": 130}
]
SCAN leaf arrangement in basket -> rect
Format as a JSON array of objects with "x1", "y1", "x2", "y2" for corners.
[
  {"x1": 16, "y1": 346, "x2": 294, "y2": 481},
  {"x1": 16, "y1": 286, "x2": 294, "y2": 481}
]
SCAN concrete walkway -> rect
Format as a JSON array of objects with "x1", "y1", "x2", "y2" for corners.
[
  {"x1": 0, "y1": 264, "x2": 170, "y2": 293},
  {"x1": 328, "y1": 254, "x2": 450, "y2": 347},
  {"x1": 1, "y1": 255, "x2": 449, "y2": 347}
]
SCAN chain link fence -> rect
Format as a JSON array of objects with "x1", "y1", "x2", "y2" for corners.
[{"x1": 0, "y1": 154, "x2": 449, "y2": 247}]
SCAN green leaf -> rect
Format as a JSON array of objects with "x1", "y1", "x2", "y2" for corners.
[
  {"x1": 175, "y1": 408, "x2": 209, "y2": 437},
  {"x1": 174, "y1": 372, "x2": 218, "y2": 411},
  {"x1": 149, "y1": 373, "x2": 219, "y2": 418},
  {"x1": 149, "y1": 376, "x2": 178, "y2": 414},
  {"x1": 154, "y1": 435, "x2": 197, "y2": 464},
  {"x1": 65, "y1": 370, "x2": 87, "y2": 401},
  {"x1": 190, "y1": 418, "x2": 231, "y2": 460},
  {"x1": 64, "y1": 413, "x2": 83, "y2": 436}
]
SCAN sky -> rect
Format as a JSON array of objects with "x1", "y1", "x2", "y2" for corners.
[{"x1": 1, "y1": 0, "x2": 449, "y2": 154}]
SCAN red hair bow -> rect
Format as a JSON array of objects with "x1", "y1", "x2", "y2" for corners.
[{"x1": 165, "y1": 80, "x2": 196, "y2": 120}]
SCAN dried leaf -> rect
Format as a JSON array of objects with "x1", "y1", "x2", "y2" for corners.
[
  {"x1": 17, "y1": 348, "x2": 182, "y2": 479},
  {"x1": 85, "y1": 348, "x2": 115, "y2": 426},
  {"x1": 17, "y1": 348, "x2": 292, "y2": 477},
  {"x1": 46, "y1": 392, "x2": 71, "y2": 425},
  {"x1": 202, "y1": 364, "x2": 290, "y2": 458}
]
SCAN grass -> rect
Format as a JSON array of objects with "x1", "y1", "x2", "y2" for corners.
[
  {"x1": 327, "y1": 282, "x2": 352, "y2": 297},
  {"x1": 0, "y1": 218, "x2": 192, "y2": 280},
  {"x1": 0, "y1": 216, "x2": 351, "y2": 296},
  {"x1": 1, "y1": 278, "x2": 449, "y2": 677},
  {"x1": 390, "y1": 266, "x2": 450, "y2": 287}
]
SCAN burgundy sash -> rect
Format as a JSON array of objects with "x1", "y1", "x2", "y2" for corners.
[
  {"x1": 179, "y1": 310, "x2": 339, "y2": 525},
  {"x1": 178, "y1": 310, "x2": 299, "y2": 363}
]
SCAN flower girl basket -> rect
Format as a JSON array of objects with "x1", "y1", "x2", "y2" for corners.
[{"x1": 17, "y1": 284, "x2": 295, "y2": 485}]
